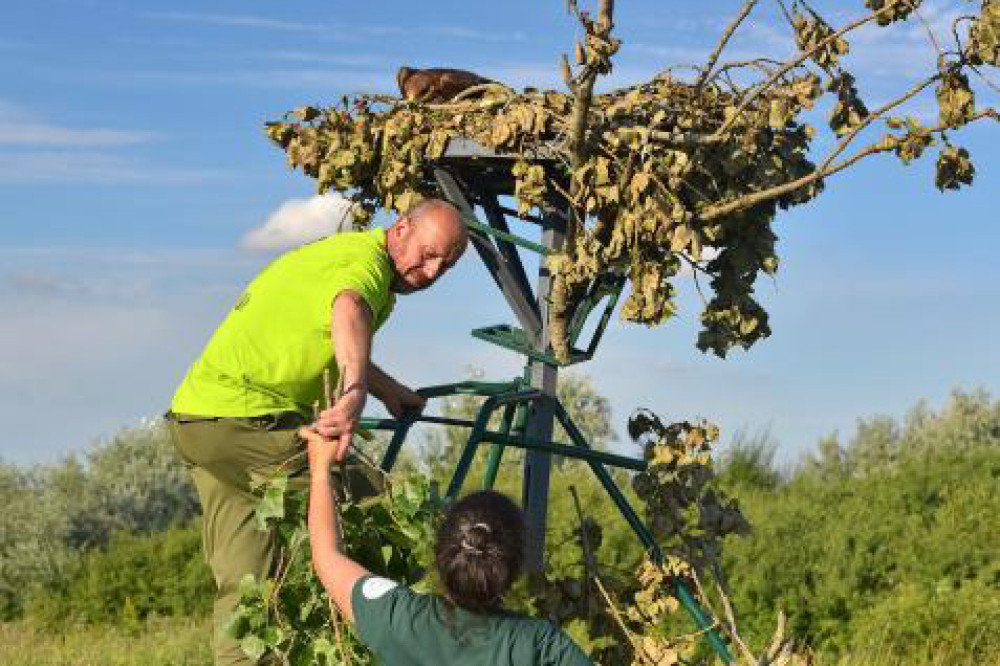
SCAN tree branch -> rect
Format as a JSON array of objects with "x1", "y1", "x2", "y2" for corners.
[
  {"x1": 698, "y1": 108, "x2": 999, "y2": 223},
  {"x1": 711, "y1": 10, "x2": 883, "y2": 139},
  {"x1": 605, "y1": 126, "x2": 728, "y2": 148},
  {"x1": 566, "y1": 0, "x2": 616, "y2": 252},
  {"x1": 819, "y1": 72, "x2": 942, "y2": 174},
  {"x1": 694, "y1": 0, "x2": 760, "y2": 92}
]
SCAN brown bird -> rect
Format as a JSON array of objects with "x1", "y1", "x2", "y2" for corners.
[{"x1": 397, "y1": 67, "x2": 495, "y2": 103}]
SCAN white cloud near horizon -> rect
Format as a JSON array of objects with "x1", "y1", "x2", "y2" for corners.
[{"x1": 242, "y1": 194, "x2": 356, "y2": 251}]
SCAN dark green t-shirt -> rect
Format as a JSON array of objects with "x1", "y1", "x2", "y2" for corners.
[{"x1": 351, "y1": 576, "x2": 594, "y2": 666}]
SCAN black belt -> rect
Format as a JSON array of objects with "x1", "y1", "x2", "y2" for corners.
[{"x1": 164, "y1": 410, "x2": 306, "y2": 430}]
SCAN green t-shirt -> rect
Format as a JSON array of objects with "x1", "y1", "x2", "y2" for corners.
[
  {"x1": 172, "y1": 229, "x2": 395, "y2": 417},
  {"x1": 351, "y1": 576, "x2": 594, "y2": 666}
]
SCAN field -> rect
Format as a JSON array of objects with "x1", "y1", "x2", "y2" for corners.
[
  {"x1": 0, "y1": 617, "x2": 211, "y2": 666},
  {"x1": 1, "y1": 616, "x2": 997, "y2": 666}
]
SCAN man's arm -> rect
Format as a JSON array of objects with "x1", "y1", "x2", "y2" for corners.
[
  {"x1": 303, "y1": 427, "x2": 369, "y2": 623},
  {"x1": 367, "y1": 362, "x2": 427, "y2": 419},
  {"x1": 316, "y1": 290, "x2": 372, "y2": 460}
]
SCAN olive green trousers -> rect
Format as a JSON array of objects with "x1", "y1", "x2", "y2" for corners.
[{"x1": 167, "y1": 414, "x2": 381, "y2": 666}]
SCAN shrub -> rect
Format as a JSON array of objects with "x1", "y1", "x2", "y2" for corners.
[{"x1": 29, "y1": 521, "x2": 212, "y2": 626}]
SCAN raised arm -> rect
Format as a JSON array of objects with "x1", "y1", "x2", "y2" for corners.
[
  {"x1": 302, "y1": 426, "x2": 370, "y2": 623},
  {"x1": 316, "y1": 290, "x2": 372, "y2": 461}
]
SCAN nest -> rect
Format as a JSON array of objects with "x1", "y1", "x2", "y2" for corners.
[{"x1": 266, "y1": 69, "x2": 828, "y2": 359}]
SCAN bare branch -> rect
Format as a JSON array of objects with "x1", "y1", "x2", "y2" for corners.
[
  {"x1": 819, "y1": 72, "x2": 942, "y2": 174},
  {"x1": 713, "y1": 577, "x2": 756, "y2": 665},
  {"x1": 694, "y1": 0, "x2": 760, "y2": 92},
  {"x1": 914, "y1": 5, "x2": 944, "y2": 57},
  {"x1": 712, "y1": 11, "x2": 882, "y2": 139}
]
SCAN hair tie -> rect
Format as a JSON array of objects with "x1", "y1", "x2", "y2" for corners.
[{"x1": 460, "y1": 522, "x2": 492, "y2": 554}]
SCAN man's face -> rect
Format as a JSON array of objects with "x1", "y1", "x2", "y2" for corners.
[{"x1": 389, "y1": 213, "x2": 465, "y2": 294}]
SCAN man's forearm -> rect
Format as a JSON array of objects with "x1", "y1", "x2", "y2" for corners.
[
  {"x1": 367, "y1": 362, "x2": 401, "y2": 403},
  {"x1": 331, "y1": 292, "x2": 373, "y2": 392}
]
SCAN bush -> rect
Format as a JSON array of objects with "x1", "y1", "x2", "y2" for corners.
[
  {"x1": 29, "y1": 521, "x2": 212, "y2": 626},
  {"x1": 722, "y1": 390, "x2": 1000, "y2": 661},
  {"x1": 0, "y1": 418, "x2": 200, "y2": 620}
]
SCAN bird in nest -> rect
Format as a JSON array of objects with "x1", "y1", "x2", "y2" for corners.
[{"x1": 397, "y1": 67, "x2": 497, "y2": 103}]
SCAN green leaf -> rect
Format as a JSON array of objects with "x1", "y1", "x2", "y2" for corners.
[{"x1": 240, "y1": 635, "x2": 268, "y2": 662}]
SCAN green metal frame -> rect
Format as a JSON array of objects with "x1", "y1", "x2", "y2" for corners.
[
  {"x1": 352, "y1": 153, "x2": 736, "y2": 664},
  {"x1": 470, "y1": 272, "x2": 627, "y2": 367},
  {"x1": 358, "y1": 376, "x2": 735, "y2": 665}
]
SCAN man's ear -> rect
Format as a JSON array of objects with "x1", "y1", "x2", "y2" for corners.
[{"x1": 393, "y1": 215, "x2": 411, "y2": 237}]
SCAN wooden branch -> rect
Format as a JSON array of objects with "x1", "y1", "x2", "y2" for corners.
[
  {"x1": 566, "y1": 0, "x2": 616, "y2": 251},
  {"x1": 711, "y1": 11, "x2": 883, "y2": 139},
  {"x1": 694, "y1": 0, "x2": 760, "y2": 92},
  {"x1": 818, "y1": 72, "x2": 941, "y2": 175},
  {"x1": 698, "y1": 108, "x2": 999, "y2": 223},
  {"x1": 711, "y1": 566, "x2": 757, "y2": 665},
  {"x1": 605, "y1": 126, "x2": 728, "y2": 148}
]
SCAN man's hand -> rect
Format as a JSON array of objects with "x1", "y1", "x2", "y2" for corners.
[
  {"x1": 316, "y1": 385, "x2": 366, "y2": 461},
  {"x1": 382, "y1": 383, "x2": 427, "y2": 419}
]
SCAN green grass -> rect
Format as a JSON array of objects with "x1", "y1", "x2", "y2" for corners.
[
  {"x1": 3, "y1": 613, "x2": 998, "y2": 666},
  {"x1": 0, "y1": 615, "x2": 212, "y2": 666}
]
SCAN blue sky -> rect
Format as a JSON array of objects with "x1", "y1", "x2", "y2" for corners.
[{"x1": 1, "y1": 0, "x2": 998, "y2": 465}]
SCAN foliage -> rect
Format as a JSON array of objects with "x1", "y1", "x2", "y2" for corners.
[
  {"x1": 228, "y1": 471, "x2": 442, "y2": 665},
  {"x1": 715, "y1": 428, "x2": 784, "y2": 492},
  {"x1": 28, "y1": 521, "x2": 212, "y2": 627},
  {"x1": 0, "y1": 418, "x2": 198, "y2": 620},
  {"x1": 6, "y1": 389, "x2": 1000, "y2": 664},
  {"x1": 55, "y1": 418, "x2": 200, "y2": 549},
  {"x1": 0, "y1": 615, "x2": 213, "y2": 666},
  {"x1": 231, "y1": 391, "x2": 781, "y2": 666},
  {"x1": 264, "y1": 1, "x2": 998, "y2": 363},
  {"x1": 723, "y1": 389, "x2": 1000, "y2": 662}
]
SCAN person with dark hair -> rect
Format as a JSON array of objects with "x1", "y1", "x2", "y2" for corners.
[{"x1": 301, "y1": 426, "x2": 594, "y2": 665}]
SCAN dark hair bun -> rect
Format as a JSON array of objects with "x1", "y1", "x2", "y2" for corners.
[{"x1": 435, "y1": 491, "x2": 526, "y2": 613}]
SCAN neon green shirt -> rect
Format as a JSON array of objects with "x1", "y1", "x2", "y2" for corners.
[
  {"x1": 172, "y1": 229, "x2": 395, "y2": 417},
  {"x1": 352, "y1": 576, "x2": 594, "y2": 666}
]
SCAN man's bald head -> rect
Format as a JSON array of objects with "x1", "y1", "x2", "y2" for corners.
[{"x1": 386, "y1": 198, "x2": 468, "y2": 294}]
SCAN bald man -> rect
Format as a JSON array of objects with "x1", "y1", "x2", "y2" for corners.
[{"x1": 166, "y1": 199, "x2": 466, "y2": 666}]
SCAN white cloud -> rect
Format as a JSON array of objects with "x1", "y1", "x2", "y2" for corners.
[
  {"x1": 143, "y1": 11, "x2": 326, "y2": 33},
  {"x1": 242, "y1": 194, "x2": 356, "y2": 251},
  {"x1": 0, "y1": 125, "x2": 156, "y2": 147},
  {"x1": 0, "y1": 101, "x2": 158, "y2": 147},
  {"x1": 0, "y1": 151, "x2": 227, "y2": 184},
  {"x1": 143, "y1": 11, "x2": 527, "y2": 43}
]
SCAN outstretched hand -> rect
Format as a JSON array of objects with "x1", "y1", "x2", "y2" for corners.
[{"x1": 299, "y1": 425, "x2": 338, "y2": 471}]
